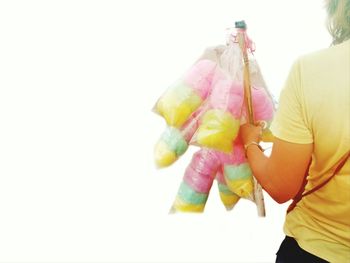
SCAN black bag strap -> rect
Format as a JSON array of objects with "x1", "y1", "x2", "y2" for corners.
[{"x1": 287, "y1": 150, "x2": 350, "y2": 214}]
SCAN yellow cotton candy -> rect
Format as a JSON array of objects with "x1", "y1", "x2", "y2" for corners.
[
  {"x1": 154, "y1": 140, "x2": 177, "y2": 168},
  {"x1": 226, "y1": 179, "x2": 254, "y2": 199},
  {"x1": 219, "y1": 192, "x2": 240, "y2": 209},
  {"x1": 197, "y1": 131, "x2": 232, "y2": 152},
  {"x1": 158, "y1": 102, "x2": 192, "y2": 128},
  {"x1": 173, "y1": 197, "x2": 205, "y2": 213},
  {"x1": 156, "y1": 84, "x2": 202, "y2": 127},
  {"x1": 196, "y1": 109, "x2": 240, "y2": 152}
]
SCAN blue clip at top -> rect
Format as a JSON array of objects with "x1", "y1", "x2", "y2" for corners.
[{"x1": 235, "y1": 20, "x2": 247, "y2": 29}]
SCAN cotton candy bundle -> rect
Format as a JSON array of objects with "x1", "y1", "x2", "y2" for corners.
[
  {"x1": 153, "y1": 27, "x2": 275, "y2": 214},
  {"x1": 154, "y1": 107, "x2": 203, "y2": 167},
  {"x1": 188, "y1": 43, "x2": 245, "y2": 153},
  {"x1": 154, "y1": 60, "x2": 216, "y2": 128},
  {"x1": 192, "y1": 77, "x2": 244, "y2": 153},
  {"x1": 222, "y1": 140, "x2": 254, "y2": 199},
  {"x1": 153, "y1": 58, "x2": 218, "y2": 167},
  {"x1": 171, "y1": 148, "x2": 242, "y2": 213},
  {"x1": 216, "y1": 170, "x2": 241, "y2": 210},
  {"x1": 171, "y1": 149, "x2": 219, "y2": 212},
  {"x1": 154, "y1": 46, "x2": 230, "y2": 168},
  {"x1": 154, "y1": 127, "x2": 189, "y2": 168}
]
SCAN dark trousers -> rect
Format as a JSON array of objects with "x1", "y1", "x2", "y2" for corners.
[{"x1": 276, "y1": 236, "x2": 329, "y2": 263}]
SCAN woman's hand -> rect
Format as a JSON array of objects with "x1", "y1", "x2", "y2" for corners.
[{"x1": 240, "y1": 122, "x2": 264, "y2": 145}]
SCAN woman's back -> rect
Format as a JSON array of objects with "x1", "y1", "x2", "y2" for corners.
[{"x1": 273, "y1": 39, "x2": 350, "y2": 262}]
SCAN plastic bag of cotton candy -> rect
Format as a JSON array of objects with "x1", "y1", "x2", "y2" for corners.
[
  {"x1": 189, "y1": 38, "x2": 275, "y2": 153},
  {"x1": 169, "y1": 140, "x2": 253, "y2": 213},
  {"x1": 168, "y1": 50, "x2": 275, "y2": 213},
  {"x1": 153, "y1": 26, "x2": 275, "y2": 215},
  {"x1": 152, "y1": 45, "x2": 226, "y2": 168}
]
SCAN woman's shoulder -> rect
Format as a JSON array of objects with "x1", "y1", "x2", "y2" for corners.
[{"x1": 299, "y1": 39, "x2": 350, "y2": 66}]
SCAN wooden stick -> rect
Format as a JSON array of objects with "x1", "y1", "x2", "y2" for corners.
[{"x1": 237, "y1": 30, "x2": 266, "y2": 217}]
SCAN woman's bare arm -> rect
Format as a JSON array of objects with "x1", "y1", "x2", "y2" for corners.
[{"x1": 241, "y1": 123, "x2": 312, "y2": 203}]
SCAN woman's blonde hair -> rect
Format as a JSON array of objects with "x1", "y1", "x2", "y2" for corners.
[{"x1": 326, "y1": 0, "x2": 350, "y2": 44}]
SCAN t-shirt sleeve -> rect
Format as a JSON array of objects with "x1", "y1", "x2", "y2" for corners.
[{"x1": 270, "y1": 59, "x2": 313, "y2": 144}]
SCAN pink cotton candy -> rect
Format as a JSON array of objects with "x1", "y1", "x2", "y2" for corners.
[
  {"x1": 209, "y1": 81, "x2": 244, "y2": 119},
  {"x1": 215, "y1": 140, "x2": 246, "y2": 166},
  {"x1": 183, "y1": 60, "x2": 217, "y2": 99},
  {"x1": 230, "y1": 141, "x2": 247, "y2": 165},
  {"x1": 211, "y1": 66, "x2": 226, "y2": 83},
  {"x1": 251, "y1": 86, "x2": 274, "y2": 121},
  {"x1": 183, "y1": 166, "x2": 215, "y2": 194},
  {"x1": 215, "y1": 150, "x2": 232, "y2": 165},
  {"x1": 183, "y1": 149, "x2": 220, "y2": 193},
  {"x1": 190, "y1": 149, "x2": 220, "y2": 175}
]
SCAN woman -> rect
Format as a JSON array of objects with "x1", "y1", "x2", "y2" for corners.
[{"x1": 241, "y1": 0, "x2": 350, "y2": 262}]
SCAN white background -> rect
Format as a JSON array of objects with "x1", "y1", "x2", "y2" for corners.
[{"x1": 0, "y1": 1, "x2": 330, "y2": 262}]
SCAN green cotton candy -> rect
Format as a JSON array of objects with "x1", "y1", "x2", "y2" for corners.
[
  {"x1": 217, "y1": 183, "x2": 234, "y2": 195},
  {"x1": 224, "y1": 163, "x2": 252, "y2": 180},
  {"x1": 161, "y1": 127, "x2": 188, "y2": 156},
  {"x1": 177, "y1": 181, "x2": 208, "y2": 205}
]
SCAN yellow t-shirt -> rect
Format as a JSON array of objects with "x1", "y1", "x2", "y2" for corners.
[{"x1": 270, "y1": 39, "x2": 350, "y2": 263}]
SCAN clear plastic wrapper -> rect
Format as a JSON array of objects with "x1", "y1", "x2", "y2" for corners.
[
  {"x1": 189, "y1": 40, "x2": 275, "y2": 153},
  {"x1": 170, "y1": 140, "x2": 255, "y2": 213},
  {"x1": 153, "y1": 46, "x2": 226, "y2": 128},
  {"x1": 170, "y1": 149, "x2": 219, "y2": 213},
  {"x1": 153, "y1": 46, "x2": 226, "y2": 168},
  {"x1": 222, "y1": 139, "x2": 254, "y2": 199},
  {"x1": 154, "y1": 106, "x2": 204, "y2": 168},
  {"x1": 190, "y1": 42, "x2": 244, "y2": 153},
  {"x1": 216, "y1": 170, "x2": 240, "y2": 210},
  {"x1": 153, "y1": 23, "x2": 275, "y2": 215},
  {"x1": 170, "y1": 148, "x2": 243, "y2": 213}
]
